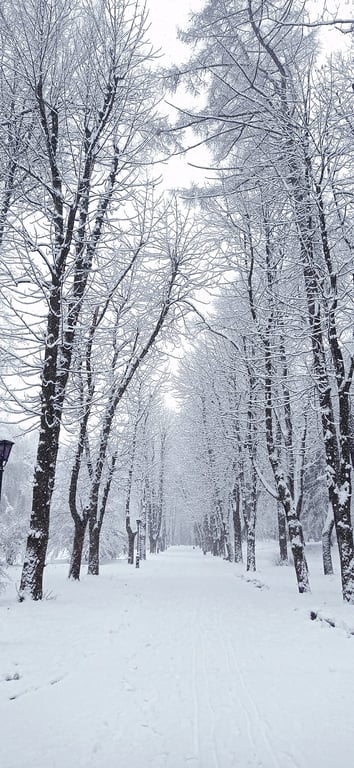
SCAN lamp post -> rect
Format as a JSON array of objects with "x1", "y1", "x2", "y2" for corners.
[
  {"x1": 0, "y1": 440, "x2": 14, "y2": 504},
  {"x1": 135, "y1": 518, "x2": 141, "y2": 569}
]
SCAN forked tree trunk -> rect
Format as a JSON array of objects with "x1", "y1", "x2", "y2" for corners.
[
  {"x1": 67, "y1": 309, "x2": 98, "y2": 582},
  {"x1": 87, "y1": 452, "x2": 117, "y2": 575}
]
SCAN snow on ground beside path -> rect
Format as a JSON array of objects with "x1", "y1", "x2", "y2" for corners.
[{"x1": 1, "y1": 544, "x2": 354, "y2": 768}]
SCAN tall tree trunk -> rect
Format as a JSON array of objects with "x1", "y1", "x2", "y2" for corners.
[
  {"x1": 264, "y1": 357, "x2": 310, "y2": 592},
  {"x1": 201, "y1": 395, "x2": 226, "y2": 558},
  {"x1": 69, "y1": 514, "x2": 88, "y2": 581},
  {"x1": 243, "y1": 470, "x2": 257, "y2": 572},
  {"x1": 87, "y1": 452, "x2": 117, "y2": 575},
  {"x1": 150, "y1": 535, "x2": 157, "y2": 554},
  {"x1": 128, "y1": 530, "x2": 137, "y2": 565},
  {"x1": 159, "y1": 516, "x2": 167, "y2": 552},
  {"x1": 322, "y1": 505, "x2": 335, "y2": 576},
  {"x1": 140, "y1": 478, "x2": 148, "y2": 560},
  {"x1": 232, "y1": 484, "x2": 243, "y2": 563},
  {"x1": 125, "y1": 414, "x2": 139, "y2": 564},
  {"x1": 141, "y1": 522, "x2": 147, "y2": 560},
  {"x1": 277, "y1": 502, "x2": 288, "y2": 563},
  {"x1": 222, "y1": 520, "x2": 233, "y2": 561},
  {"x1": 238, "y1": 456, "x2": 257, "y2": 574},
  {"x1": 262, "y1": 247, "x2": 309, "y2": 592},
  {"x1": 202, "y1": 513, "x2": 212, "y2": 555},
  {"x1": 246, "y1": 524, "x2": 256, "y2": 572},
  {"x1": 67, "y1": 310, "x2": 97, "y2": 582},
  {"x1": 88, "y1": 523, "x2": 100, "y2": 576},
  {"x1": 126, "y1": 515, "x2": 137, "y2": 565},
  {"x1": 20, "y1": 416, "x2": 61, "y2": 600}
]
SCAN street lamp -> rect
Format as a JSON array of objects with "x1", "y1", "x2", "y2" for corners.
[
  {"x1": 135, "y1": 518, "x2": 141, "y2": 569},
  {"x1": 0, "y1": 440, "x2": 14, "y2": 503}
]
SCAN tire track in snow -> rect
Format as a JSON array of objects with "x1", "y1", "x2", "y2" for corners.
[
  {"x1": 191, "y1": 635, "x2": 201, "y2": 764},
  {"x1": 224, "y1": 634, "x2": 281, "y2": 768},
  {"x1": 207, "y1": 595, "x2": 266, "y2": 768},
  {"x1": 190, "y1": 596, "x2": 221, "y2": 768},
  {"x1": 199, "y1": 627, "x2": 222, "y2": 768},
  {"x1": 218, "y1": 585, "x2": 300, "y2": 768},
  {"x1": 197, "y1": 577, "x2": 282, "y2": 768}
]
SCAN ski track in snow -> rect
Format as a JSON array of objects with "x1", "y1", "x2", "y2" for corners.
[{"x1": 1, "y1": 546, "x2": 354, "y2": 768}]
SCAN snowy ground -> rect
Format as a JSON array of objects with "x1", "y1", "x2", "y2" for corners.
[{"x1": 1, "y1": 543, "x2": 354, "y2": 768}]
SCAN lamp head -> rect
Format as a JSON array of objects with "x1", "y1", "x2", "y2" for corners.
[{"x1": 0, "y1": 440, "x2": 14, "y2": 466}]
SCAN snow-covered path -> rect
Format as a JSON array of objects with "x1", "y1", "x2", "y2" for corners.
[{"x1": 1, "y1": 546, "x2": 354, "y2": 768}]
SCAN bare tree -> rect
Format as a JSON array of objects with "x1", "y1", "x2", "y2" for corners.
[
  {"x1": 174, "y1": 0, "x2": 354, "y2": 600},
  {"x1": 0, "y1": 0, "x2": 166, "y2": 599}
]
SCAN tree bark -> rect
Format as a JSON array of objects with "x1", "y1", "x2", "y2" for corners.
[
  {"x1": 246, "y1": 524, "x2": 256, "y2": 572},
  {"x1": 69, "y1": 514, "x2": 88, "y2": 581},
  {"x1": 67, "y1": 314, "x2": 97, "y2": 582},
  {"x1": 241, "y1": 461, "x2": 257, "y2": 573},
  {"x1": 232, "y1": 483, "x2": 243, "y2": 563},
  {"x1": 20, "y1": 417, "x2": 61, "y2": 600},
  {"x1": 149, "y1": 535, "x2": 157, "y2": 554},
  {"x1": 87, "y1": 452, "x2": 117, "y2": 575},
  {"x1": 263, "y1": 279, "x2": 309, "y2": 592},
  {"x1": 277, "y1": 502, "x2": 288, "y2": 563},
  {"x1": 322, "y1": 505, "x2": 335, "y2": 576},
  {"x1": 126, "y1": 515, "x2": 137, "y2": 565},
  {"x1": 87, "y1": 524, "x2": 100, "y2": 576}
]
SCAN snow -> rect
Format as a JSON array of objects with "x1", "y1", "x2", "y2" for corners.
[{"x1": 1, "y1": 544, "x2": 354, "y2": 768}]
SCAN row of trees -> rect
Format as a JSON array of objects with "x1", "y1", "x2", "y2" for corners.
[
  {"x1": 0, "y1": 385, "x2": 179, "y2": 568},
  {"x1": 1, "y1": 0, "x2": 354, "y2": 605},
  {"x1": 168, "y1": 0, "x2": 354, "y2": 601},
  {"x1": 0, "y1": 0, "x2": 208, "y2": 598}
]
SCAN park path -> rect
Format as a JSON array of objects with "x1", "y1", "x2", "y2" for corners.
[{"x1": 1, "y1": 546, "x2": 354, "y2": 767}]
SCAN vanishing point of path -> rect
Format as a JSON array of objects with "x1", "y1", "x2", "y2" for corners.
[{"x1": 1, "y1": 547, "x2": 354, "y2": 768}]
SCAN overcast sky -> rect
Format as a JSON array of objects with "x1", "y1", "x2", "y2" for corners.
[
  {"x1": 146, "y1": 0, "x2": 353, "y2": 63},
  {"x1": 146, "y1": 0, "x2": 203, "y2": 64},
  {"x1": 145, "y1": 1, "x2": 352, "y2": 190},
  {"x1": 146, "y1": 0, "x2": 210, "y2": 190}
]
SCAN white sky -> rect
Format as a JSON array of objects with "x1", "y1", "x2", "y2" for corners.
[
  {"x1": 146, "y1": 0, "x2": 211, "y2": 190},
  {"x1": 145, "y1": 0, "x2": 353, "y2": 190},
  {"x1": 146, "y1": 0, "x2": 353, "y2": 66},
  {"x1": 146, "y1": 0, "x2": 203, "y2": 65}
]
